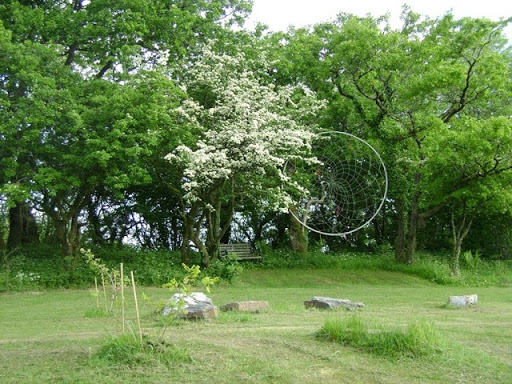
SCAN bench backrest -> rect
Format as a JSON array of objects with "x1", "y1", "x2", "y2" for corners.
[{"x1": 219, "y1": 243, "x2": 262, "y2": 261}]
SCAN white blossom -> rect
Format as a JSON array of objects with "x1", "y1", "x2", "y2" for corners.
[{"x1": 166, "y1": 48, "x2": 325, "y2": 210}]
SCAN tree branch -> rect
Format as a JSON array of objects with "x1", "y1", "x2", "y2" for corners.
[{"x1": 95, "y1": 60, "x2": 114, "y2": 79}]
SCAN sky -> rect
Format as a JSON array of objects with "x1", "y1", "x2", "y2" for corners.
[{"x1": 245, "y1": 0, "x2": 512, "y2": 38}]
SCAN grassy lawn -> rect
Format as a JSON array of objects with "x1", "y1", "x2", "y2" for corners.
[{"x1": 1, "y1": 268, "x2": 511, "y2": 383}]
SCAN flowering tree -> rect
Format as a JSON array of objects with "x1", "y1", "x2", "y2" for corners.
[{"x1": 166, "y1": 49, "x2": 324, "y2": 265}]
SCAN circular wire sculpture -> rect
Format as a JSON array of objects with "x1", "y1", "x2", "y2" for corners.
[{"x1": 290, "y1": 131, "x2": 388, "y2": 237}]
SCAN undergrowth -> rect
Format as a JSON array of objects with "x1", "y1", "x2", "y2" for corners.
[
  {"x1": 259, "y1": 248, "x2": 512, "y2": 287},
  {"x1": 1, "y1": 244, "x2": 511, "y2": 291}
]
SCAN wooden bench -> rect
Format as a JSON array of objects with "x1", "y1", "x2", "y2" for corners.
[{"x1": 219, "y1": 243, "x2": 262, "y2": 261}]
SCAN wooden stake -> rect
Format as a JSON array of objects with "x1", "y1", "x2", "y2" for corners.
[
  {"x1": 101, "y1": 272, "x2": 108, "y2": 312},
  {"x1": 94, "y1": 277, "x2": 99, "y2": 309},
  {"x1": 120, "y1": 263, "x2": 125, "y2": 334},
  {"x1": 110, "y1": 270, "x2": 117, "y2": 313},
  {"x1": 130, "y1": 270, "x2": 143, "y2": 344}
]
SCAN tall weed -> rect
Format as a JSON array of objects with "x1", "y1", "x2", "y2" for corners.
[
  {"x1": 92, "y1": 333, "x2": 191, "y2": 366},
  {"x1": 317, "y1": 315, "x2": 446, "y2": 359}
]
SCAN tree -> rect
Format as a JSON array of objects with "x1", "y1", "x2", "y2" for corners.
[
  {"x1": 0, "y1": 21, "x2": 66, "y2": 248},
  {"x1": 33, "y1": 71, "x2": 182, "y2": 257},
  {"x1": 0, "y1": 0, "x2": 253, "y2": 76},
  {"x1": 166, "y1": 48, "x2": 324, "y2": 266},
  {"x1": 425, "y1": 116, "x2": 512, "y2": 275},
  {"x1": 260, "y1": 9, "x2": 512, "y2": 262},
  {"x1": 0, "y1": 0, "x2": 253, "y2": 257}
]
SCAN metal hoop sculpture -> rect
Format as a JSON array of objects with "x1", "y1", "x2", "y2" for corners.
[{"x1": 289, "y1": 131, "x2": 388, "y2": 237}]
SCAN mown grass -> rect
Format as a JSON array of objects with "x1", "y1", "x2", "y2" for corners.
[{"x1": 1, "y1": 268, "x2": 511, "y2": 383}]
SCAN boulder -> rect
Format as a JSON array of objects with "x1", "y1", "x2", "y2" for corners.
[
  {"x1": 220, "y1": 301, "x2": 269, "y2": 312},
  {"x1": 304, "y1": 296, "x2": 364, "y2": 311},
  {"x1": 448, "y1": 294, "x2": 478, "y2": 307},
  {"x1": 162, "y1": 292, "x2": 218, "y2": 319}
]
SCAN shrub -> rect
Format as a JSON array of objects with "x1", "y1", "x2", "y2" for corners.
[
  {"x1": 207, "y1": 253, "x2": 243, "y2": 283},
  {"x1": 462, "y1": 250, "x2": 481, "y2": 271}
]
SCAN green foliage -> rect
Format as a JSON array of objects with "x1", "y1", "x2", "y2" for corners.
[
  {"x1": 263, "y1": 11, "x2": 512, "y2": 263},
  {"x1": 207, "y1": 252, "x2": 243, "y2": 283},
  {"x1": 257, "y1": 249, "x2": 512, "y2": 286},
  {"x1": 92, "y1": 333, "x2": 191, "y2": 367},
  {"x1": 462, "y1": 250, "x2": 481, "y2": 271},
  {"x1": 0, "y1": 0, "x2": 253, "y2": 257},
  {"x1": 317, "y1": 316, "x2": 446, "y2": 359},
  {"x1": 0, "y1": 245, "x2": 183, "y2": 290},
  {"x1": 0, "y1": 245, "x2": 94, "y2": 290},
  {"x1": 82, "y1": 248, "x2": 126, "y2": 313},
  {"x1": 82, "y1": 248, "x2": 122, "y2": 287},
  {"x1": 2, "y1": 3, "x2": 512, "y2": 265},
  {"x1": 93, "y1": 247, "x2": 184, "y2": 286},
  {"x1": 164, "y1": 264, "x2": 220, "y2": 295},
  {"x1": 2, "y1": 245, "x2": 511, "y2": 291}
]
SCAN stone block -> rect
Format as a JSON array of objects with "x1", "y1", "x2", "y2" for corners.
[
  {"x1": 220, "y1": 301, "x2": 269, "y2": 312},
  {"x1": 448, "y1": 294, "x2": 478, "y2": 307},
  {"x1": 304, "y1": 296, "x2": 364, "y2": 311}
]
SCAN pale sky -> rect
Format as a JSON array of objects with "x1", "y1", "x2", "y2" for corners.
[{"x1": 245, "y1": 0, "x2": 512, "y2": 38}]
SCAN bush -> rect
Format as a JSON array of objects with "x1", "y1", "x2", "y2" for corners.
[
  {"x1": 93, "y1": 247, "x2": 182, "y2": 286},
  {"x1": 0, "y1": 245, "x2": 184, "y2": 290},
  {"x1": 207, "y1": 253, "x2": 243, "y2": 283}
]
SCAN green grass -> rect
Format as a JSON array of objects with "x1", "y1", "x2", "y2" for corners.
[
  {"x1": 92, "y1": 333, "x2": 191, "y2": 366},
  {"x1": 317, "y1": 316, "x2": 446, "y2": 358},
  {"x1": 1, "y1": 268, "x2": 511, "y2": 383},
  {"x1": 3, "y1": 246, "x2": 511, "y2": 290}
]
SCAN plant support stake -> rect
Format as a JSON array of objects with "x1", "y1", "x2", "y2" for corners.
[
  {"x1": 130, "y1": 270, "x2": 143, "y2": 344},
  {"x1": 120, "y1": 263, "x2": 125, "y2": 334}
]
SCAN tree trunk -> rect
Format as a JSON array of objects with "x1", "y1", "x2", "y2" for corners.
[
  {"x1": 289, "y1": 208, "x2": 308, "y2": 253},
  {"x1": 205, "y1": 202, "x2": 221, "y2": 262},
  {"x1": 180, "y1": 223, "x2": 192, "y2": 265},
  {"x1": 52, "y1": 216, "x2": 81, "y2": 258},
  {"x1": 191, "y1": 230, "x2": 210, "y2": 268},
  {"x1": 405, "y1": 185, "x2": 421, "y2": 264},
  {"x1": 0, "y1": 224, "x2": 6, "y2": 250},
  {"x1": 450, "y1": 210, "x2": 473, "y2": 277},
  {"x1": 180, "y1": 205, "x2": 198, "y2": 265},
  {"x1": 451, "y1": 239, "x2": 462, "y2": 277},
  {"x1": 42, "y1": 189, "x2": 90, "y2": 264},
  {"x1": 206, "y1": 196, "x2": 235, "y2": 264},
  {"x1": 87, "y1": 199, "x2": 105, "y2": 245},
  {"x1": 394, "y1": 198, "x2": 407, "y2": 262},
  {"x1": 403, "y1": 170, "x2": 423, "y2": 264},
  {"x1": 180, "y1": 232, "x2": 190, "y2": 264},
  {"x1": 7, "y1": 202, "x2": 39, "y2": 249}
]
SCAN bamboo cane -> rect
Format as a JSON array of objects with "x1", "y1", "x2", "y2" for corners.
[
  {"x1": 130, "y1": 271, "x2": 143, "y2": 344},
  {"x1": 101, "y1": 272, "x2": 108, "y2": 313},
  {"x1": 94, "y1": 276, "x2": 99, "y2": 309},
  {"x1": 120, "y1": 263, "x2": 125, "y2": 334}
]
